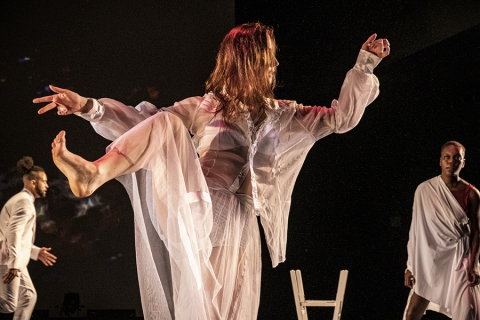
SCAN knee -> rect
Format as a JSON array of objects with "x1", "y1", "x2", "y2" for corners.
[{"x1": 23, "y1": 288, "x2": 37, "y2": 306}]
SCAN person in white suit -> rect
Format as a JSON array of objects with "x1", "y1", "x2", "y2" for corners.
[{"x1": 0, "y1": 157, "x2": 57, "y2": 320}]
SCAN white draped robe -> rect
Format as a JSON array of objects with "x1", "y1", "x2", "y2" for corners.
[{"x1": 405, "y1": 176, "x2": 480, "y2": 319}]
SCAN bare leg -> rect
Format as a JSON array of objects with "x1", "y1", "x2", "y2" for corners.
[
  {"x1": 404, "y1": 292, "x2": 430, "y2": 320},
  {"x1": 52, "y1": 130, "x2": 131, "y2": 197}
]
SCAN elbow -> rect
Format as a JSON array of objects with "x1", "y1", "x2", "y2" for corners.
[{"x1": 335, "y1": 120, "x2": 361, "y2": 134}]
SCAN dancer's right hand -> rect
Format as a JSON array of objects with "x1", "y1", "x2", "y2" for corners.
[
  {"x1": 404, "y1": 269, "x2": 415, "y2": 289},
  {"x1": 3, "y1": 268, "x2": 18, "y2": 284},
  {"x1": 34, "y1": 85, "x2": 92, "y2": 115}
]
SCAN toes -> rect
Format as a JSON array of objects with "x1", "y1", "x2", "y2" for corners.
[{"x1": 55, "y1": 131, "x2": 66, "y2": 144}]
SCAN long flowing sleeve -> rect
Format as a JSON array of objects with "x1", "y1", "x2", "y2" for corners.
[
  {"x1": 75, "y1": 96, "x2": 204, "y2": 141},
  {"x1": 294, "y1": 49, "x2": 381, "y2": 140},
  {"x1": 75, "y1": 99, "x2": 159, "y2": 141},
  {"x1": 257, "y1": 50, "x2": 382, "y2": 267}
]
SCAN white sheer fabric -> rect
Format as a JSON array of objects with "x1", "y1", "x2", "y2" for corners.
[
  {"x1": 77, "y1": 49, "x2": 381, "y2": 319},
  {"x1": 404, "y1": 176, "x2": 480, "y2": 319},
  {"x1": 111, "y1": 113, "x2": 218, "y2": 319}
]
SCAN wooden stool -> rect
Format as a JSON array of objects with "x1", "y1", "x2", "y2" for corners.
[{"x1": 290, "y1": 269, "x2": 349, "y2": 320}]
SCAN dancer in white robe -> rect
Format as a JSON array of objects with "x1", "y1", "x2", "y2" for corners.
[
  {"x1": 404, "y1": 141, "x2": 480, "y2": 320},
  {"x1": 34, "y1": 23, "x2": 390, "y2": 319}
]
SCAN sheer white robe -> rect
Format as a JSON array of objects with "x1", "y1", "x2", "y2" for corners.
[
  {"x1": 404, "y1": 176, "x2": 480, "y2": 319},
  {"x1": 77, "y1": 49, "x2": 381, "y2": 319}
]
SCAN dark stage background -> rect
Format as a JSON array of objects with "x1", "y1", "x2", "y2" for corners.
[{"x1": 1, "y1": 1, "x2": 480, "y2": 319}]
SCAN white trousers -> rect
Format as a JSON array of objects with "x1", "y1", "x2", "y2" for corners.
[{"x1": 0, "y1": 265, "x2": 37, "y2": 320}]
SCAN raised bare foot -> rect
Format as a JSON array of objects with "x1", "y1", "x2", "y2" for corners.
[{"x1": 52, "y1": 131, "x2": 98, "y2": 197}]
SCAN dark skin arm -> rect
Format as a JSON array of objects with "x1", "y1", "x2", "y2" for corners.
[
  {"x1": 404, "y1": 269, "x2": 415, "y2": 289},
  {"x1": 467, "y1": 187, "x2": 480, "y2": 286}
]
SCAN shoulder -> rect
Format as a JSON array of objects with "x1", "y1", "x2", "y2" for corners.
[
  {"x1": 414, "y1": 177, "x2": 439, "y2": 196},
  {"x1": 468, "y1": 185, "x2": 480, "y2": 203},
  {"x1": 4, "y1": 191, "x2": 33, "y2": 212},
  {"x1": 273, "y1": 99, "x2": 300, "y2": 118},
  {"x1": 174, "y1": 96, "x2": 205, "y2": 108},
  {"x1": 7, "y1": 190, "x2": 29, "y2": 203},
  {"x1": 417, "y1": 176, "x2": 437, "y2": 189},
  {"x1": 170, "y1": 94, "x2": 217, "y2": 112},
  {"x1": 199, "y1": 93, "x2": 220, "y2": 112},
  {"x1": 162, "y1": 96, "x2": 207, "y2": 116}
]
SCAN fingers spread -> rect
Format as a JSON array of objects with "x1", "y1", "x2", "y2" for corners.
[
  {"x1": 49, "y1": 85, "x2": 68, "y2": 94},
  {"x1": 38, "y1": 102, "x2": 58, "y2": 114},
  {"x1": 33, "y1": 95, "x2": 56, "y2": 104}
]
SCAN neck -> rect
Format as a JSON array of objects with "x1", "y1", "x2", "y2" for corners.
[
  {"x1": 440, "y1": 173, "x2": 461, "y2": 188},
  {"x1": 24, "y1": 184, "x2": 38, "y2": 199}
]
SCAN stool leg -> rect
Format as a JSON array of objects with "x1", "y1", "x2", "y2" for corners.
[
  {"x1": 290, "y1": 270, "x2": 303, "y2": 320},
  {"x1": 333, "y1": 270, "x2": 349, "y2": 320}
]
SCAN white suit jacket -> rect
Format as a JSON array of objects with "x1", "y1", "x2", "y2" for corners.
[{"x1": 0, "y1": 188, "x2": 40, "y2": 271}]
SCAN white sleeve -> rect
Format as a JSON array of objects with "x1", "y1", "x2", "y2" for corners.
[
  {"x1": 332, "y1": 49, "x2": 381, "y2": 134},
  {"x1": 75, "y1": 98, "x2": 159, "y2": 141},
  {"x1": 294, "y1": 49, "x2": 382, "y2": 139},
  {"x1": 30, "y1": 245, "x2": 40, "y2": 261},
  {"x1": 7, "y1": 199, "x2": 30, "y2": 269}
]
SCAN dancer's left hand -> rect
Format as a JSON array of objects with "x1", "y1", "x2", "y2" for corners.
[
  {"x1": 361, "y1": 34, "x2": 390, "y2": 58},
  {"x1": 467, "y1": 267, "x2": 480, "y2": 286},
  {"x1": 38, "y1": 247, "x2": 57, "y2": 266},
  {"x1": 404, "y1": 269, "x2": 415, "y2": 289}
]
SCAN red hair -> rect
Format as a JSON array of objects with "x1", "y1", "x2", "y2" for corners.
[{"x1": 205, "y1": 22, "x2": 277, "y2": 124}]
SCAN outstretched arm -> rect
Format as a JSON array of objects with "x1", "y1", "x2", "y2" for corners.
[
  {"x1": 334, "y1": 33, "x2": 390, "y2": 132},
  {"x1": 295, "y1": 34, "x2": 390, "y2": 139},
  {"x1": 34, "y1": 86, "x2": 157, "y2": 141}
]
